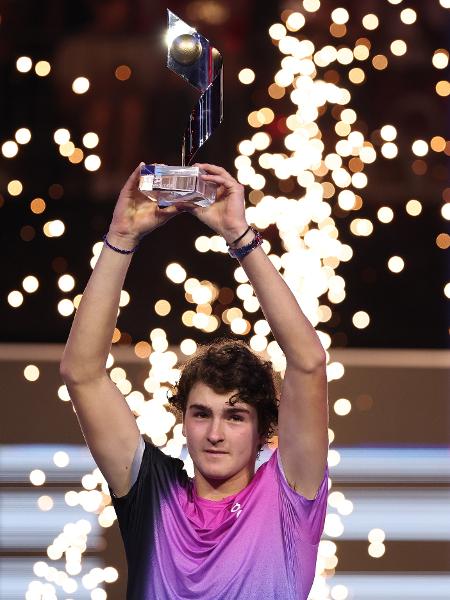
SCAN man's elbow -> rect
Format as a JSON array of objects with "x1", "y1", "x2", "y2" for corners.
[
  {"x1": 59, "y1": 357, "x2": 104, "y2": 386},
  {"x1": 59, "y1": 360, "x2": 81, "y2": 385},
  {"x1": 288, "y1": 350, "x2": 327, "y2": 374}
]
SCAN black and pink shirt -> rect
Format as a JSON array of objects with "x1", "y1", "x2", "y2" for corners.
[{"x1": 109, "y1": 437, "x2": 329, "y2": 599}]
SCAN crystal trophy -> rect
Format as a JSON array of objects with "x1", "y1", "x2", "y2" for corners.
[{"x1": 139, "y1": 9, "x2": 223, "y2": 207}]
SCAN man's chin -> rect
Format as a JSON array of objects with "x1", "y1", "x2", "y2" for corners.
[{"x1": 195, "y1": 457, "x2": 234, "y2": 480}]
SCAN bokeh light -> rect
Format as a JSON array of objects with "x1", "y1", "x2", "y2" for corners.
[
  {"x1": 72, "y1": 77, "x2": 90, "y2": 94},
  {"x1": 3, "y1": 3, "x2": 449, "y2": 593},
  {"x1": 82, "y1": 132, "x2": 99, "y2": 149},
  {"x1": 84, "y1": 154, "x2": 101, "y2": 171},
  {"x1": 2, "y1": 141, "x2": 19, "y2": 158},
  {"x1": 352, "y1": 311, "x2": 370, "y2": 329},
  {"x1": 35, "y1": 60, "x2": 51, "y2": 76},
  {"x1": 238, "y1": 68, "x2": 255, "y2": 84},
  {"x1": 24, "y1": 365, "x2": 40, "y2": 381},
  {"x1": 22, "y1": 276, "x2": 39, "y2": 293},
  {"x1": 405, "y1": 199, "x2": 422, "y2": 216},
  {"x1": 58, "y1": 275, "x2": 75, "y2": 292},
  {"x1": 16, "y1": 56, "x2": 32, "y2": 72},
  {"x1": 388, "y1": 256, "x2": 405, "y2": 273},
  {"x1": 8, "y1": 291, "x2": 24, "y2": 307},
  {"x1": 15, "y1": 128, "x2": 31, "y2": 144}
]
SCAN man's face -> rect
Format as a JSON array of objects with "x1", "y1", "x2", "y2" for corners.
[{"x1": 182, "y1": 381, "x2": 264, "y2": 483}]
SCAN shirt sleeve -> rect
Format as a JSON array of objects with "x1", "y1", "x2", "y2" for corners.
[
  {"x1": 107, "y1": 437, "x2": 187, "y2": 560},
  {"x1": 275, "y1": 448, "x2": 329, "y2": 545},
  {"x1": 109, "y1": 435, "x2": 145, "y2": 501}
]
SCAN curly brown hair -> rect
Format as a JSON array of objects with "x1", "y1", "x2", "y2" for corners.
[{"x1": 167, "y1": 337, "x2": 279, "y2": 454}]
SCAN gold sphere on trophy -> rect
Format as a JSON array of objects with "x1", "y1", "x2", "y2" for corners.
[{"x1": 170, "y1": 34, "x2": 203, "y2": 65}]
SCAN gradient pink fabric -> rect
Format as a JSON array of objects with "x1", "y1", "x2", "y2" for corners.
[{"x1": 110, "y1": 440, "x2": 328, "y2": 599}]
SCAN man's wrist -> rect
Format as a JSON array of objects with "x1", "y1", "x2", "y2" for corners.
[
  {"x1": 221, "y1": 223, "x2": 251, "y2": 247},
  {"x1": 106, "y1": 230, "x2": 141, "y2": 251}
]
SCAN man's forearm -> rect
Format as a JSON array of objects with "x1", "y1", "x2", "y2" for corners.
[
  {"x1": 60, "y1": 233, "x2": 136, "y2": 382},
  {"x1": 224, "y1": 226, "x2": 326, "y2": 371}
]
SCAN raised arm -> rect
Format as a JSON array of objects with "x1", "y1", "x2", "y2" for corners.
[
  {"x1": 189, "y1": 163, "x2": 329, "y2": 500},
  {"x1": 60, "y1": 164, "x2": 181, "y2": 497}
]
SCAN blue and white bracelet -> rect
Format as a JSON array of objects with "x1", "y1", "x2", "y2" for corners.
[{"x1": 227, "y1": 226, "x2": 263, "y2": 260}]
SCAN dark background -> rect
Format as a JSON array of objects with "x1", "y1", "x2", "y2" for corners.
[
  {"x1": 0, "y1": 0, "x2": 448, "y2": 349},
  {"x1": 1, "y1": 3, "x2": 449, "y2": 597}
]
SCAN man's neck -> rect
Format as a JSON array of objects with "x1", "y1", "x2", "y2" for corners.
[{"x1": 193, "y1": 466, "x2": 255, "y2": 501}]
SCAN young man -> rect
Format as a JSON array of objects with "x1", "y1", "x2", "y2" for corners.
[{"x1": 60, "y1": 163, "x2": 329, "y2": 599}]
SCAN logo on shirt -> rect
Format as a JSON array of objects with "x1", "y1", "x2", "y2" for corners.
[{"x1": 231, "y1": 502, "x2": 242, "y2": 519}]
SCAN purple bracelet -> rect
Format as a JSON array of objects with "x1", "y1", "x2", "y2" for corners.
[{"x1": 103, "y1": 234, "x2": 139, "y2": 255}]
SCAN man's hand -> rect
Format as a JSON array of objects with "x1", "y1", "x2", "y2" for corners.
[
  {"x1": 187, "y1": 163, "x2": 249, "y2": 243},
  {"x1": 108, "y1": 163, "x2": 183, "y2": 246}
]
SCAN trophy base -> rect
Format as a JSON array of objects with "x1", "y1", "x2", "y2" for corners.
[{"x1": 139, "y1": 164, "x2": 216, "y2": 207}]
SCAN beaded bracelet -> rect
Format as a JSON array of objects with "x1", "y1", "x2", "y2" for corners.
[
  {"x1": 103, "y1": 234, "x2": 139, "y2": 255},
  {"x1": 227, "y1": 227, "x2": 263, "y2": 260}
]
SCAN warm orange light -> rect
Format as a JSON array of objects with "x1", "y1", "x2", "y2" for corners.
[
  {"x1": 372, "y1": 55, "x2": 388, "y2": 70},
  {"x1": 30, "y1": 198, "x2": 46, "y2": 214},
  {"x1": 268, "y1": 83, "x2": 285, "y2": 99},
  {"x1": 430, "y1": 136, "x2": 446, "y2": 152},
  {"x1": 134, "y1": 341, "x2": 152, "y2": 358},
  {"x1": 436, "y1": 80, "x2": 450, "y2": 97},
  {"x1": 436, "y1": 233, "x2": 450, "y2": 249},
  {"x1": 115, "y1": 65, "x2": 132, "y2": 81}
]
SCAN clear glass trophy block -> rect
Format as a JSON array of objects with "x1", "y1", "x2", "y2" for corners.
[{"x1": 139, "y1": 164, "x2": 217, "y2": 207}]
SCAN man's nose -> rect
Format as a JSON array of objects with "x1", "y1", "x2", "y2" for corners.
[{"x1": 207, "y1": 418, "x2": 225, "y2": 443}]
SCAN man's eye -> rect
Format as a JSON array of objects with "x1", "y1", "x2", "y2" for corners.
[{"x1": 193, "y1": 413, "x2": 243, "y2": 421}]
